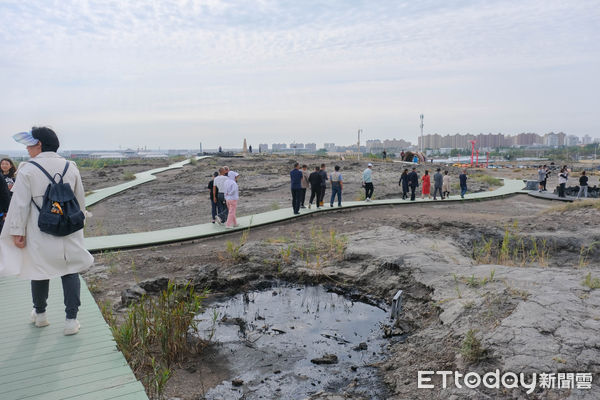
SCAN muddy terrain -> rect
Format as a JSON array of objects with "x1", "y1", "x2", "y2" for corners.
[
  {"x1": 83, "y1": 156, "x2": 500, "y2": 236},
  {"x1": 81, "y1": 157, "x2": 600, "y2": 399}
]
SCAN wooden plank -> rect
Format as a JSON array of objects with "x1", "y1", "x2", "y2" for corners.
[
  {"x1": 68, "y1": 381, "x2": 147, "y2": 400},
  {"x1": 0, "y1": 276, "x2": 148, "y2": 400},
  {"x1": 12, "y1": 368, "x2": 136, "y2": 400}
]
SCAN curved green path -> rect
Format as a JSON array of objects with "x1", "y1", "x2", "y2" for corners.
[
  {"x1": 85, "y1": 156, "x2": 211, "y2": 207},
  {"x1": 84, "y1": 178, "x2": 527, "y2": 252}
]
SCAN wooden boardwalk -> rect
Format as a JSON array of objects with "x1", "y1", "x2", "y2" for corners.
[{"x1": 0, "y1": 276, "x2": 148, "y2": 400}]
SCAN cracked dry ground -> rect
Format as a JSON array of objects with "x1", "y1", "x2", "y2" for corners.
[{"x1": 85, "y1": 195, "x2": 600, "y2": 400}]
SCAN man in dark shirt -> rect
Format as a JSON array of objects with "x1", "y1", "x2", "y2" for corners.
[
  {"x1": 407, "y1": 167, "x2": 419, "y2": 201},
  {"x1": 308, "y1": 166, "x2": 322, "y2": 209},
  {"x1": 318, "y1": 164, "x2": 328, "y2": 207},
  {"x1": 290, "y1": 163, "x2": 303, "y2": 215},
  {"x1": 577, "y1": 171, "x2": 589, "y2": 199},
  {"x1": 433, "y1": 168, "x2": 444, "y2": 200},
  {"x1": 207, "y1": 171, "x2": 219, "y2": 223},
  {"x1": 459, "y1": 170, "x2": 468, "y2": 199}
]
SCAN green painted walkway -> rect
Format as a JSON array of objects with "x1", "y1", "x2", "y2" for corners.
[
  {"x1": 0, "y1": 276, "x2": 148, "y2": 400},
  {"x1": 85, "y1": 156, "x2": 210, "y2": 207},
  {"x1": 84, "y1": 178, "x2": 528, "y2": 252}
]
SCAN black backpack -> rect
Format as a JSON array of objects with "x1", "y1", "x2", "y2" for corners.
[{"x1": 29, "y1": 161, "x2": 85, "y2": 236}]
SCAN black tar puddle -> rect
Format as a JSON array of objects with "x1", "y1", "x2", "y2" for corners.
[{"x1": 196, "y1": 284, "x2": 392, "y2": 399}]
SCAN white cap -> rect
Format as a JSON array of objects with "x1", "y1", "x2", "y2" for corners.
[{"x1": 367, "y1": 163, "x2": 373, "y2": 167}]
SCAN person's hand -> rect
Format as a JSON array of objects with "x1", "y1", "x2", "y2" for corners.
[{"x1": 13, "y1": 235, "x2": 26, "y2": 248}]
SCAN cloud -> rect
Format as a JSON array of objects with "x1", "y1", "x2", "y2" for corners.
[{"x1": 0, "y1": 0, "x2": 599, "y2": 149}]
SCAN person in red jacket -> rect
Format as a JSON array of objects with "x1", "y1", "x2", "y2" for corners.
[{"x1": 421, "y1": 170, "x2": 431, "y2": 199}]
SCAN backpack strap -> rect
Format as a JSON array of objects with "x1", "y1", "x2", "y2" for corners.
[
  {"x1": 28, "y1": 161, "x2": 55, "y2": 182},
  {"x1": 28, "y1": 161, "x2": 70, "y2": 183}
]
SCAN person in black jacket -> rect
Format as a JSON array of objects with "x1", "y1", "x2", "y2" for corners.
[
  {"x1": 308, "y1": 166, "x2": 323, "y2": 209},
  {"x1": 407, "y1": 168, "x2": 419, "y2": 201},
  {"x1": 207, "y1": 171, "x2": 219, "y2": 223},
  {"x1": 399, "y1": 169, "x2": 409, "y2": 200},
  {"x1": 577, "y1": 171, "x2": 588, "y2": 199},
  {"x1": 0, "y1": 177, "x2": 10, "y2": 233},
  {"x1": 318, "y1": 164, "x2": 328, "y2": 207}
]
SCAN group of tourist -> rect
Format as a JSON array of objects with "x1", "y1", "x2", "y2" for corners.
[
  {"x1": 208, "y1": 165, "x2": 240, "y2": 228},
  {"x1": 538, "y1": 164, "x2": 589, "y2": 199},
  {"x1": 399, "y1": 167, "x2": 468, "y2": 201},
  {"x1": 289, "y1": 163, "x2": 470, "y2": 214}
]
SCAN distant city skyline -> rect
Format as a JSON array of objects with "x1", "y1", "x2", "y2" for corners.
[{"x1": 1, "y1": 0, "x2": 598, "y2": 151}]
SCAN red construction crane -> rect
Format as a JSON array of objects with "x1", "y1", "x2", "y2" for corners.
[{"x1": 469, "y1": 140, "x2": 477, "y2": 167}]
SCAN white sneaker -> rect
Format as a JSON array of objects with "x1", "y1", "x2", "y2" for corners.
[
  {"x1": 215, "y1": 216, "x2": 223, "y2": 225},
  {"x1": 64, "y1": 319, "x2": 80, "y2": 335},
  {"x1": 31, "y1": 309, "x2": 50, "y2": 327}
]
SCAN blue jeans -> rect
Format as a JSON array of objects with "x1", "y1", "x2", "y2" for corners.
[
  {"x1": 461, "y1": 187, "x2": 467, "y2": 198},
  {"x1": 330, "y1": 186, "x2": 342, "y2": 206},
  {"x1": 32, "y1": 273, "x2": 81, "y2": 319}
]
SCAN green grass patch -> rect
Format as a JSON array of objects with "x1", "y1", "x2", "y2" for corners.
[{"x1": 101, "y1": 281, "x2": 207, "y2": 398}]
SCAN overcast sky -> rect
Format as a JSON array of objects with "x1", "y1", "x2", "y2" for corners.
[{"x1": 1, "y1": 0, "x2": 599, "y2": 150}]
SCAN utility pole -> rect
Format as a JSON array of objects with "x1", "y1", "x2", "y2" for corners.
[
  {"x1": 420, "y1": 114, "x2": 424, "y2": 153},
  {"x1": 357, "y1": 129, "x2": 362, "y2": 161}
]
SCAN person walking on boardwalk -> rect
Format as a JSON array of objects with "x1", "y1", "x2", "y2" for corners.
[
  {"x1": 433, "y1": 168, "x2": 443, "y2": 200},
  {"x1": 362, "y1": 163, "x2": 374, "y2": 201},
  {"x1": 558, "y1": 166, "x2": 569, "y2": 198},
  {"x1": 300, "y1": 164, "x2": 309, "y2": 209},
  {"x1": 290, "y1": 163, "x2": 303, "y2": 215},
  {"x1": 224, "y1": 175, "x2": 240, "y2": 227},
  {"x1": 442, "y1": 170, "x2": 451, "y2": 199},
  {"x1": 207, "y1": 171, "x2": 219, "y2": 223},
  {"x1": 407, "y1": 167, "x2": 419, "y2": 201},
  {"x1": 459, "y1": 170, "x2": 468, "y2": 198},
  {"x1": 537, "y1": 166, "x2": 545, "y2": 192},
  {"x1": 318, "y1": 164, "x2": 328, "y2": 207},
  {"x1": 421, "y1": 170, "x2": 431, "y2": 199},
  {"x1": 0, "y1": 127, "x2": 93, "y2": 335},
  {"x1": 577, "y1": 171, "x2": 588, "y2": 199},
  {"x1": 542, "y1": 165, "x2": 550, "y2": 191},
  {"x1": 308, "y1": 166, "x2": 322, "y2": 209},
  {"x1": 399, "y1": 169, "x2": 409, "y2": 200},
  {"x1": 329, "y1": 165, "x2": 343, "y2": 207},
  {"x1": 213, "y1": 167, "x2": 229, "y2": 224}
]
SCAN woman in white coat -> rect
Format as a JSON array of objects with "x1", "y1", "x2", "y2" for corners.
[{"x1": 0, "y1": 127, "x2": 94, "y2": 335}]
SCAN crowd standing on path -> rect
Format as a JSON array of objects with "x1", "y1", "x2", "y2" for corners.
[
  {"x1": 206, "y1": 159, "x2": 486, "y2": 226},
  {"x1": 0, "y1": 127, "x2": 94, "y2": 336}
]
